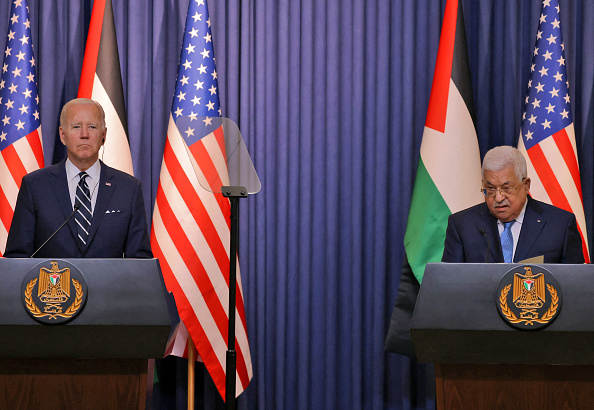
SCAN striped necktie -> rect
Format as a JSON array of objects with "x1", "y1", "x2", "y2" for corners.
[
  {"x1": 501, "y1": 220, "x2": 515, "y2": 263},
  {"x1": 75, "y1": 171, "x2": 92, "y2": 246}
]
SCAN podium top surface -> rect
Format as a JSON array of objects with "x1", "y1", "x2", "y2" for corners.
[{"x1": 410, "y1": 263, "x2": 594, "y2": 364}]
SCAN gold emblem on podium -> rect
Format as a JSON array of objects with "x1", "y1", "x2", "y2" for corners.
[
  {"x1": 22, "y1": 261, "x2": 87, "y2": 323},
  {"x1": 496, "y1": 265, "x2": 562, "y2": 329}
]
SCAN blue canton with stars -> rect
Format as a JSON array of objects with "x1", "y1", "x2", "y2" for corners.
[
  {"x1": 173, "y1": 0, "x2": 222, "y2": 145},
  {"x1": 0, "y1": 0, "x2": 40, "y2": 151},
  {"x1": 520, "y1": 0, "x2": 572, "y2": 151}
]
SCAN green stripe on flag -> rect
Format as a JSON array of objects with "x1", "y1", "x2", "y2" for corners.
[{"x1": 404, "y1": 158, "x2": 451, "y2": 283}]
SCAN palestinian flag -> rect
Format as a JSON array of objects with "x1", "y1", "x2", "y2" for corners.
[
  {"x1": 403, "y1": 0, "x2": 483, "y2": 283},
  {"x1": 78, "y1": 0, "x2": 133, "y2": 175}
]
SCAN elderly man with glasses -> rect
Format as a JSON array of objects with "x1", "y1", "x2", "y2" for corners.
[{"x1": 441, "y1": 145, "x2": 584, "y2": 264}]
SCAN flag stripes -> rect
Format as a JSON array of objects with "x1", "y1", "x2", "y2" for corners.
[{"x1": 152, "y1": 117, "x2": 252, "y2": 395}]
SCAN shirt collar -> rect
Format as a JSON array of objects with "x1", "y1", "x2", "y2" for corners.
[
  {"x1": 497, "y1": 198, "x2": 528, "y2": 227},
  {"x1": 65, "y1": 158, "x2": 101, "y2": 183}
]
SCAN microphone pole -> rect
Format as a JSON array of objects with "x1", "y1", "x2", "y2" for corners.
[
  {"x1": 479, "y1": 228, "x2": 491, "y2": 263},
  {"x1": 30, "y1": 205, "x2": 79, "y2": 258}
]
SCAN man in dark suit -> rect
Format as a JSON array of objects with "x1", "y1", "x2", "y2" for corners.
[
  {"x1": 5, "y1": 98, "x2": 152, "y2": 258},
  {"x1": 442, "y1": 146, "x2": 584, "y2": 264}
]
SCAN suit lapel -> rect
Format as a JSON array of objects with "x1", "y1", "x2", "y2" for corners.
[
  {"x1": 475, "y1": 204, "x2": 504, "y2": 263},
  {"x1": 50, "y1": 160, "x2": 78, "y2": 243},
  {"x1": 82, "y1": 162, "x2": 115, "y2": 255},
  {"x1": 515, "y1": 197, "x2": 545, "y2": 262}
]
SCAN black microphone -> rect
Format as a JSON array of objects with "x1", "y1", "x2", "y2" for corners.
[
  {"x1": 30, "y1": 205, "x2": 80, "y2": 258},
  {"x1": 479, "y1": 228, "x2": 491, "y2": 263}
]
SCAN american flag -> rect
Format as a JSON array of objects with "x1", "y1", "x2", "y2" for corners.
[
  {"x1": 0, "y1": 0, "x2": 44, "y2": 255},
  {"x1": 150, "y1": 0, "x2": 253, "y2": 399},
  {"x1": 518, "y1": 0, "x2": 589, "y2": 262}
]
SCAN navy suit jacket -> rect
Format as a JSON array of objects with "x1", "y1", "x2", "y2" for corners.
[
  {"x1": 441, "y1": 196, "x2": 584, "y2": 264},
  {"x1": 5, "y1": 159, "x2": 152, "y2": 258}
]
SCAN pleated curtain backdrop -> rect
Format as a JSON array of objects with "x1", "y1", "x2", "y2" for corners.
[{"x1": 1, "y1": 0, "x2": 594, "y2": 409}]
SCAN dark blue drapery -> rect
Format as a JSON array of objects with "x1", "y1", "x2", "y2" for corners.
[{"x1": 2, "y1": 0, "x2": 594, "y2": 408}]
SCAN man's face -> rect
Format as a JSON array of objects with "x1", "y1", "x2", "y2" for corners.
[
  {"x1": 59, "y1": 103, "x2": 106, "y2": 171},
  {"x1": 483, "y1": 167, "x2": 530, "y2": 222}
]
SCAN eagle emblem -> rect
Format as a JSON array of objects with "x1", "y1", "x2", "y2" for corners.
[
  {"x1": 22, "y1": 260, "x2": 88, "y2": 323},
  {"x1": 496, "y1": 265, "x2": 562, "y2": 329}
]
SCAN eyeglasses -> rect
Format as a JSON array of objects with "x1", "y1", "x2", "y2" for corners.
[{"x1": 481, "y1": 179, "x2": 526, "y2": 198}]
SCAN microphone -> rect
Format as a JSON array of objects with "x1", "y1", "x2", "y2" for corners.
[
  {"x1": 30, "y1": 205, "x2": 80, "y2": 258},
  {"x1": 479, "y1": 228, "x2": 491, "y2": 263}
]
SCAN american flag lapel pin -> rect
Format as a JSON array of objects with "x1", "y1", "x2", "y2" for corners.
[{"x1": 106, "y1": 182, "x2": 111, "y2": 186}]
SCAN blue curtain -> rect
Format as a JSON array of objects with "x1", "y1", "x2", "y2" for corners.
[{"x1": 1, "y1": 0, "x2": 594, "y2": 409}]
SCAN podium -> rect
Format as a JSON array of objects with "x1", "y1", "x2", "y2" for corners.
[
  {"x1": 0, "y1": 258, "x2": 172, "y2": 409},
  {"x1": 411, "y1": 263, "x2": 594, "y2": 410}
]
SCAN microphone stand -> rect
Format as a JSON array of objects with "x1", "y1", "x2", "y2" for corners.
[{"x1": 31, "y1": 205, "x2": 79, "y2": 258}]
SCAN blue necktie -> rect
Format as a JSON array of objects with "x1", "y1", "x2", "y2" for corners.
[
  {"x1": 75, "y1": 171, "x2": 92, "y2": 247},
  {"x1": 501, "y1": 220, "x2": 515, "y2": 263}
]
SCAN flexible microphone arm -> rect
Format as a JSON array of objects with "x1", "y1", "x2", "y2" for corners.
[
  {"x1": 30, "y1": 205, "x2": 80, "y2": 258},
  {"x1": 479, "y1": 228, "x2": 491, "y2": 263}
]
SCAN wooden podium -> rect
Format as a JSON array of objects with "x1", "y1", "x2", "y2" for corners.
[
  {"x1": 0, "y1": 258, "x2": 172, "y2": 409},
  {"x1": 411, "y1": 263, "x2": 594, "y2": 410}
]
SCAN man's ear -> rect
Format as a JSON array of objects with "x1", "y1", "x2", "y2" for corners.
[{"x1": 58, "y1": 127, "x2": 66, "y2": 145}]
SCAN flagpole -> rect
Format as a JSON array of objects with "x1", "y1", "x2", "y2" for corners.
[
  {"x1": 223, "y1": 186, "x2": 247, "y2": 410},
  {"x1": 188, "y1": 337, "x2": 196, "y2": 410}
]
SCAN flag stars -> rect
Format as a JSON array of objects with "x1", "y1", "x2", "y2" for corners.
[
  {"x1": 189, "y1": 28, "x2": 199, "y2": 38},
  {"x1": 209, "y1": 85, "x2": 217, "y2": 95},
  {"x1": 0, "y1": 132, "x2": 5, "y2": 141},
  {"x1": 543, "y1": 0, "x2": 551, "y2": 7},
  {"x1": 541, "y1": 119, "x2": 551, "y2": 130},
  {"x1": 560, "y1": 109, "x2": 569, "y2": 119},
  {"x1": 535, "y1": 83, "x2": 545, "y2": 93},
  {"x1": 546, "y1": 34, "x2": 557, "y2": 45},
  {"x1": 211, "y1": 70, "x2": 217, "y2": 80},
  {"x1": 180, "y1": 75, "x2": 190, "y2": 85},
  {"x1": 192, "y1": 12, "x2": 202, "y2": 22},
  {"x1": 525, "y1": 130, "x2": 533, "y2": 140},
  {"x1": 8, "y1": 83, "x2": 17, "y2": 93},
  {"x1": 24, "y1": 19, "x2": 30, "y2": 29},
  {"x1": 0, "y1": 79, "x2": 4, "y2": 89},
  {"x1": 14, "y1": 0, "x2": 23, "y2": 7},
  {"x1": 5, "y1": 47, "x2": 12, "y2": 57},
  {"x1": 174, "y1": 107, "x2": 183, "y2": 117},
  {"x1": 18, "y1": 104, "x2": 28, "y2": 115},
  {"x1": 552, "y1": 18, "x2": 560, "y2": 29},
  {"x1": 185, "y1": 127, "x2": 195, "y2": 138},
  {"x1": 15, "y1": 119, "x2": 24, "y2": 130},
  {"x1": 557, "y1": 56, "x2": 565, "y2": 66},
  {"x1": 2, "y1": 115, "x2": 10, "y2": 126},
  {"x1": 33, "y1": 110, "x2": 39, "y2": 120},
  {"x1": 3, "y1": 64, "x2": 8, "y2": 73},
  {"x1": 194, "y1": 79, "x2": 204, "y2": 90},
  {"x1": 533, "y1": 47, "x2": 539, "y2": 56},
  {"x1": 177, "y1": 91, "x2": 186, "y2": 101},
  {"x1": 536, "y1": 30, "x2": 543, "y2": 40},
  {"x1": 549, "y1": 87, "x2": 559, "y2": 97},
  {"x1": 16, "y1": 51, "x2": 25, "y2": 61},
  {"x1": 553, "y1": 72, "x2": 563, "y2": 82},
  {"x1": 203, "y1": 33, "x2": 211, "y2": 43},
  {"x1": 539, "y1": 66, "x2": 549, "y2": 77},
  {"x1": 198, "y1": 64, "x2": 207, "y2": 74},
  {"x1": 191, "y1": 96, "x2": 201, "y2": 106},
  {"x1": 22, "y1": 88, "x2": 31, "y2": 98},
  {"x1": 564, "y1": 94, "x2": 570, "y2": 104},
  {"x1": 545, "y1": 103, "x2": 555, "y2": 114},
  {"x1": 7, "y1": 31, "x2": 15, "y2": 41},
  {"x1": 528, "y1": 114, "x2": 537, "y2": 125},
  {"x1": 206, "y1": 100, "x2": 215, "y2": 111},
  {"x1": 200, "y1": 48, "x2": 210, "y2": 59},
  {"x1": 11, "y1": 67, "x2": 21, "y2": 78},
  {"x1": 19, "y1": 34, "x2": 29, "y2": 45},
  {"x1": 26, "y1": 72, "x2": 34, "y2": 82},
  {"x1": 182, "y1": 59, "x2": 192, "y2": 70},
  {"x1": 543, "y1": 50, "x2": 553, "y2": 61},
  {"x1": 29, "y1": 56, "x2": 35, "y2": 67},
  {"x1": 203, "y1": 117, "x2": 212, "y2": 126},
  {"x1": 10, "y1": 14, "x2": 18, "y2": 24},
  {"x1": 539, "y1": 13, "x2": 546, "y2": 24},
  {"x1": 5, "y1": 99, "x2": 14, "y2": 109},
  {"x1": 186, "y1": 44, "x2": 196, "y2": 54},
  {"x1": 531, "y1": 98, "x2": 541, "y2": 109}
]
